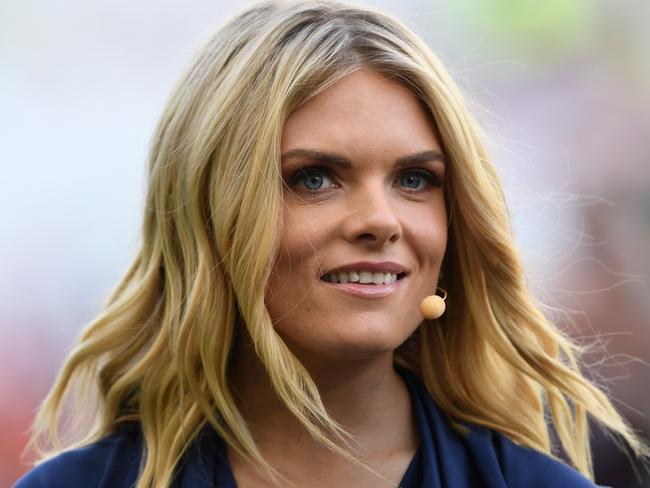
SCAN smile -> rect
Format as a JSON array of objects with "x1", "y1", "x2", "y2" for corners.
[
  {"x1": 319, "y1": 273, "x2": 407, "y2": 298},
  {"x1": 321, "y1": 270, "x2": 407, "y2": 285}
]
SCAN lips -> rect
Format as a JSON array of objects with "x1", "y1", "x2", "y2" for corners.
[{"x1": 319, "y1": 271, "x2": 406, "y2": 298}]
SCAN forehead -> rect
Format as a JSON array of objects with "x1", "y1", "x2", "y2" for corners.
[{"x1": 281, "y1": 69, "x2": 441, "y2": 159}]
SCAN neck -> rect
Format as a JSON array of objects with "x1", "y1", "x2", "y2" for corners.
[{"x1": 229, "y1": 330, "x2": 417, "y2": 457}]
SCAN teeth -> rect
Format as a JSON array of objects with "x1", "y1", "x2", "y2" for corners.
[
  {"x1": 323, "y1": 270, "x2": 399, "y2": 285},
  {"x1": 359, "y1": 271, "x2": 373, "y2": 283}
]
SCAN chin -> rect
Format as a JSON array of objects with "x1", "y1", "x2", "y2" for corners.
[{"x1": 280, "y1": 319, "x2": 415, "y2": 363}]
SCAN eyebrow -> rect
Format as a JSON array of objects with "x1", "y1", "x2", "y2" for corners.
[{"x1": 280, "y1": 148, "x2": 446, "y2": 168}]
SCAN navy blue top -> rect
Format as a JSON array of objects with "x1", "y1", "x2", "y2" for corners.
[{"x1": 15, "y1": 367, "x2": 605, "y2": 487}]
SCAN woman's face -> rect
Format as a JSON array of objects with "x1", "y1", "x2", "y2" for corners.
[{"x1": 266, "y1": 68, "x2": 447, "y2": 363}]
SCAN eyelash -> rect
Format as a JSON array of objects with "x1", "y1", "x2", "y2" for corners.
[{"x1": 287, "y1": 166, "x2": 442, "y2": 193}]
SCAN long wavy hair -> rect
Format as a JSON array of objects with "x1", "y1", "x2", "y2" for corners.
[{"x1": 27, "y1": 1, "x2": 649, "y2": 486}]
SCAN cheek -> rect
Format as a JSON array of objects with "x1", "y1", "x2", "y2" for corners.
[
  {"x1": 405, "y1": 202, "x2": 448, "y2": 261},
  {"x1": 275, "y1": 207, "x2": 328, "y2": 273},
  {"x1": 264, "y1": 207, "x2": 331, "y2": 313},
  {"x1": 276, "y1": 200, "x2": 343, "y2": 268}
]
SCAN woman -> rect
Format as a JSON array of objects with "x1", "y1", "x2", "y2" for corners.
[{"x1": 15, "y1": 1, "x2": 649, "y2": 487}]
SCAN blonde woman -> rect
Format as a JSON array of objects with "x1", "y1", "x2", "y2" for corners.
[{"x1": 15, "y1": 1, "x2": 649, "y2": 487}]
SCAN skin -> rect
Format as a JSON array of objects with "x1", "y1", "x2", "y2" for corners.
[{"x1": 230, "y1": 68, "x2": 448, "y2": 487}]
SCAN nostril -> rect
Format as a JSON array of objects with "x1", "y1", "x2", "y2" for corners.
[{"x1": 357, "y1": 233, "x2": 376, "y2": 242}]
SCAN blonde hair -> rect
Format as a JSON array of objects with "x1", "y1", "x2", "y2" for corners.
[{"x1": 27, "y1": 1, "x2": 649, "y2": 486}]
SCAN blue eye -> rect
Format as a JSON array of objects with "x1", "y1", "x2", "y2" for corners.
[
  {"x1": 287, "y1": 167, "x2": 440, "y2": 193},
  {"x1": 291, "y1": 168, "x2": 333, "y2": 191},
  {"x1": 399, "y1": 170, "x2": 438, "y2": 190}
]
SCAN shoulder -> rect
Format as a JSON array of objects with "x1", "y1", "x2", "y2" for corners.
[
  {"x1": 396, "y1": 367, "x2": 606, "y2": 488},
  {"x1": 13, "y1": 424, "x2": 142, "y2": 488},
  {"x1": 490, "y1": 430, "x2": 606, "y2": 488}
]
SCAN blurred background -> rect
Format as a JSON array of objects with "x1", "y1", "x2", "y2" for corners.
[{"x1": 1, "y1": 0, "x2": 648, "y2": 485}]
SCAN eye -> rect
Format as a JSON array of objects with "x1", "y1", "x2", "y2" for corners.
[
  {"x1": 289, "y1": 167, "x2": 335, "y2": 191},
  {"x1": 398, "y1": 170, "x2": 440, "y2": 191}
]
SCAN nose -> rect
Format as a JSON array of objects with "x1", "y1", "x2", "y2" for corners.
[{"x1": 342, "y1": 181, "x2": 403, "y2": 248}]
